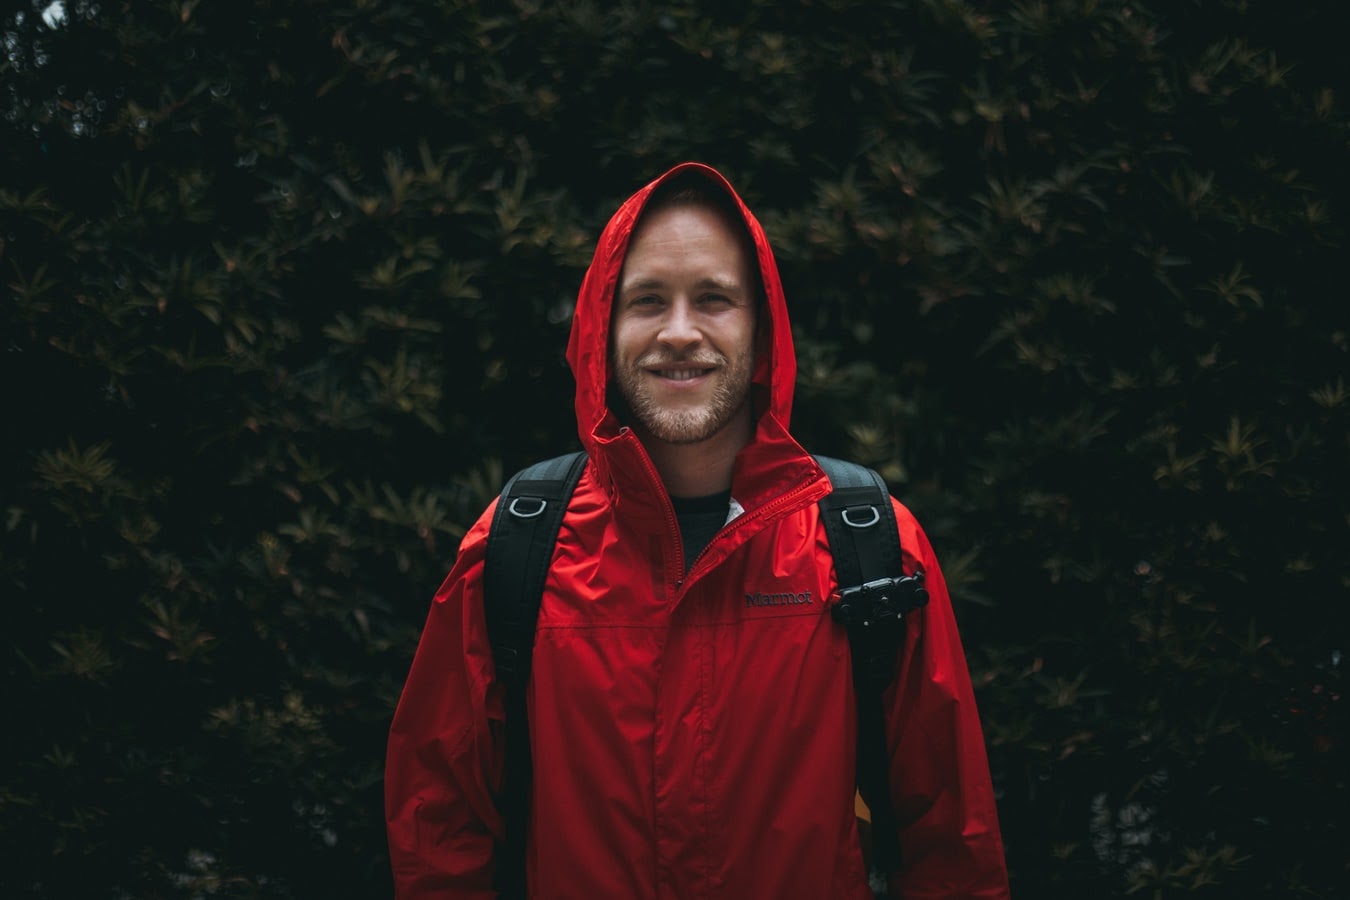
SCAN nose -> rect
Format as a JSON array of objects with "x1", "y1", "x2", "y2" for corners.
[{"x1": 656, "y1": 297, "x2": 702, "y2": 352}]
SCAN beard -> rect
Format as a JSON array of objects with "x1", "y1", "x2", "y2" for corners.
[{"x1": 611, "y1": 347, "x2": 754, "y2": 445}]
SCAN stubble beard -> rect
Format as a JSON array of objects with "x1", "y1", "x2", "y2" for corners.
[{"x1": 613, "y1": 350, "x2": 754, "y2": 446}]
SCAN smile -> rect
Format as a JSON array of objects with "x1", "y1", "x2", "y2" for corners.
[{"x1": 652, "y1": 368, "x2": 714, "y2": 381}]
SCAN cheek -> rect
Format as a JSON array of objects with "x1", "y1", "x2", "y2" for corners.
[
  {"x1": 610, "y1": 318, "x2": 629, "y2": 353},
  {"x1": 734, "y1": 316, "x2": 760, "y2": 358},
  {"x1": 611, "y1": 319, "x2": 645, "y2": 365}
]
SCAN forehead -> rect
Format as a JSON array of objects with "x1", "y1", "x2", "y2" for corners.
[{"x1": 619, "y1": 203, "x2": 755, "y2": 284}]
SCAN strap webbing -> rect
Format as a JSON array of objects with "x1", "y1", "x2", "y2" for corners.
[
  {"x1": 483, "y1": 450, "x2": 587, "y2": 899},
  {"x1": 815, "y1": 455, "x2": 905, "y2": 894}
]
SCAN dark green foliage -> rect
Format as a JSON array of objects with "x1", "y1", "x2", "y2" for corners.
[{"x1": 3, "y1": 0, "x2": 1345, "y2": 896}]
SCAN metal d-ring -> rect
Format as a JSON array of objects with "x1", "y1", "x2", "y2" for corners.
[
  {"x1": 841, "y1": 505, "x2": 881, "y2": 529},
  {"x1": 508, "y1": 497, "x2": 547, "y2": 519}
]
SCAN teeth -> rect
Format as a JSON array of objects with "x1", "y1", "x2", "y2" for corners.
[{"x1": 658, "y1": 370, "x2": 706, "y2": 381}]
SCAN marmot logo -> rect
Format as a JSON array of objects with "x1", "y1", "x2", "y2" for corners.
[{"x1": 744, "y1": 590, "x2": 813, "y2": 607}]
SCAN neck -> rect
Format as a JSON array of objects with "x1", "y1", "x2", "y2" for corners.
[{"x1": 637, "y1": 408, "x2": 754, "y2": 497}]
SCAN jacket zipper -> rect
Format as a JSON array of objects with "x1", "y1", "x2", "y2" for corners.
[
  {"x1": 623, "y1": 429, "x2": 831, "y2": 597},
  {"x1": 627, "y1": 437, "x2": 688, "y2": 592},
  {"x1": 677, "y1": 473, "x2": 828, "y2": 596}
]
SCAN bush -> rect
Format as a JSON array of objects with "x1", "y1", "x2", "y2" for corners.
[{"x1": 3, "y1": 1, "x2": 1345, "y2": 896}]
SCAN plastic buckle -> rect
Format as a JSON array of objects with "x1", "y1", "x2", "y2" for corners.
[{"x1": 830, "y1": 572, "x2": 929, "y2": 628}]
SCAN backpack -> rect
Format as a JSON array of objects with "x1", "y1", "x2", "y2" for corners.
[{"x1": 483, "y1": 451, "x2": 929, "y2": 899}]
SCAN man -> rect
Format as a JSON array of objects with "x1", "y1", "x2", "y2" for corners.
[{"x1": 385, "y1": 162, "x2": 1010, "y2": 898}]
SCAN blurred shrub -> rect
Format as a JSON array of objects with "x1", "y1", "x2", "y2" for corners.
[{"x1": 2, "y1": 0, "x2": 1345, "y2": 896}]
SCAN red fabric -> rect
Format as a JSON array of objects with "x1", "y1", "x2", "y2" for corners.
[{"x1": 386, "y1": 163, "x2": 1011, "y2": 898}]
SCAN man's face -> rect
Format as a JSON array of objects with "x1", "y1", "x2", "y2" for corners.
[{"x1": 611, "y1": 203, "x2": 758, "y2": 448}]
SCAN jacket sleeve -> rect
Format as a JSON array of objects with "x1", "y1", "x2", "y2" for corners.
[
  {"x1": 886, "y1": 501, "x2": 1011, "y2": 899},
  {"x1": 386, "y1": 504, "x2": 505, "y2": 898}
]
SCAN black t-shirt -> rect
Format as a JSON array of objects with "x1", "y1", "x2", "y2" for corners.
[{"x1": 671, "y1": 491, "x2": 732, "y2": 574}]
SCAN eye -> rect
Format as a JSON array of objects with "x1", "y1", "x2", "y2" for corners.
[{"x1": 630, "y1": 293, "x2": 663, "y2": 308}]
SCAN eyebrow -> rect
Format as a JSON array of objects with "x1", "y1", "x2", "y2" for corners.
[{"x1": 620, "y1": 276, "x2": 745, "y2": 294}]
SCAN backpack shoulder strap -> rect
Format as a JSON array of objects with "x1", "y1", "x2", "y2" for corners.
[
  {"x1": 482, "y1": 450, "x2": 588, "y2": 899},
  {"x1": 814, "y1": 454, "x2": 929, "y2": 894},
  {"x1": 484, "y1": 451, "x2": 588, "y2": 682}
]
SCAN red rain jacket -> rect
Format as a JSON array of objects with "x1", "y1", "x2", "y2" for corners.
[{"x1": 386, "y1": 163, "x2": 1010, "y2": 899}]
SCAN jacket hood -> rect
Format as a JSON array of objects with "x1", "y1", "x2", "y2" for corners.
[{"x1": 565, "y1": 162, "x2": 797, "y2": 455}]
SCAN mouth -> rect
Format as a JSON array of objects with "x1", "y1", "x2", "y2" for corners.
[{"x1": 650, "y1": 367, "x2": 715, "y2": 382}]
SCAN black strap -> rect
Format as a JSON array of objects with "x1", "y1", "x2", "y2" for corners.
[
  {"x1": 483, "y1": 450, "x2": 587, "y2": 899},
  {"x1": 815, "y1": 455, "x2": 929, "y2": 896}
]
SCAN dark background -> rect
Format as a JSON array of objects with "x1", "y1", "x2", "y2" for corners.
[{"x1": 3, "y1": 1, "x2": 1346, "y2": 896}]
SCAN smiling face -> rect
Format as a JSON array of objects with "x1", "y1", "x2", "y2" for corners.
[{"x1": 610, "y1": 202, "x2": 759, "y2": 449}]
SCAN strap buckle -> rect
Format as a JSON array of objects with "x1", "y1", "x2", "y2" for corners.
[{"x1": 831, "y1": 572, "x2": 929, "y2": 628}]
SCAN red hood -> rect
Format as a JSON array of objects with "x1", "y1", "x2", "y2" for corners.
[{"x1": 565, "y1": 162, "x2": 798, "y2": 457}]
